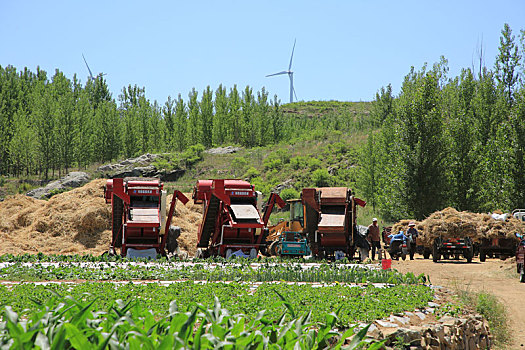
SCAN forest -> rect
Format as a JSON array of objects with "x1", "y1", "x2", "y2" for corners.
[
  {"x1": 359, "y1": 24, "x2": 525, "y2": 220},
  {"x1": 0, "y1": 67, "x2": 363, "y2": 180}
]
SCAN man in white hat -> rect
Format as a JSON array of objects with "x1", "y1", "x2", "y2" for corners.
[
  {"x1": 367, "y1": 218, "x2": 381, "y2": 260},
  {"x1": 407, "y1": 222, "x2": 419, "y2": 260}
]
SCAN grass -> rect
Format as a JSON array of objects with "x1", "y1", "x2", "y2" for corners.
[{"x1": 454, "y1": 287, "x2": 510, "y2": 347}]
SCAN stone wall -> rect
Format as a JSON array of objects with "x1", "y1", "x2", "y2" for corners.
[{"x1": 367, "y1": 313, "x2": 490, "y2": 349}]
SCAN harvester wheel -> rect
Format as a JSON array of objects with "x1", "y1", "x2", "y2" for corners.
[{"x1": 167, "y1": 226, "x2": 181, "y2": 254}]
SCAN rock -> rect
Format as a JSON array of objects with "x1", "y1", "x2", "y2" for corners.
[
  {"x1": 427, "y1": 302, "x2": 440, "y2": 308},
  {"x1": 158, "y1": 169, "x2": 185, "y2": 182},
  {"x1": 97, "y1": 153, "x2": 160, "y2": 177},
  {"x1": 204, "y1": 146, "x2": 242, "y2": 155},
  {"x1": 439, "y1": 316, "x2": 458, "y2": 327},
  {"x1": 27, "y1": 172, "x2": 90, "y2": 199},
  {"x1": 376, "y1": 320, "x2": 399, "y2": 328},
  {"x1": 274, "y1": 179, "x2": 294, "y2": 193},
  {"x1": 414, "y1": 311, "x2": 426, "y2": 320}
]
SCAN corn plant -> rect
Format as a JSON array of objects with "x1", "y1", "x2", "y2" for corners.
[{"x1": 0, "y1": 293, "x2": 386, "y2": 349}]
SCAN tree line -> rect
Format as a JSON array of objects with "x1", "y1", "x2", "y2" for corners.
[
  {"x1": 0, "y1": 65, "x2": 366, "y2": 179},
  {"x1": 359, "y1": 24, "x2": 525, "y2": 220}
]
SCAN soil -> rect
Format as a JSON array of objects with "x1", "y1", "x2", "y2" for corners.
[{"x1": 391, "y1": 256, "x2": 525, "y2": 349}]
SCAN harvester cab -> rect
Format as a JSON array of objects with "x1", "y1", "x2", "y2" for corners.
[
  {"x1": 104, "y1": 178, "x2": 188, "y2": 258},
  {"x1": 302, "y1": 187, "x2": 366, "y2": 259},
  {"x1": 193, "y1": 179, "x2": 285, "y2": 258}
]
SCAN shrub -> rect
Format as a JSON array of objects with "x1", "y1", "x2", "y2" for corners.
[
  {"x1": 312, "y1": 169, "x2": 332, "y2": 187},
  {"x1": 243, "y1": 167, "x2": 260, "y2": 180},
  {"x1": 308, "y1": 158, "x2": 322, "y2": 170},
  {"x1": 280, "y1": 188, "x2": 299, "y2": 201},
  {"x1": 181, "y1": 144, "x2": 205, "y2": 167}
]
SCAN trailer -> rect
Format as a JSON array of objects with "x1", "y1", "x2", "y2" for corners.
[
  {"x1": 302, "y1": 187, "x2": 366, "y2": 259},
  {"x1": 432, "y1": 236, "x2": 474, "y2": 263},
  {"x1": 104, "y1": 178, "x2": 188, "y2": 258},
  {"x1": 479, "y1": 237, "x2": 517, "y2": 261},
  {"x1": 192, "y1": 179, "x2": 285, "y2": 258}
]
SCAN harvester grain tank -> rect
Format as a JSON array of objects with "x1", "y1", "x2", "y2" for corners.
[
  {"x1": 104, "y1": 178, "x2": 188, "y2": 258},
  {"x1": 192, "y1": 179, "x2": 285, "y2": 258},
  {"x1": 302, "y1": 187, "x2": 366, "y2": 259}
]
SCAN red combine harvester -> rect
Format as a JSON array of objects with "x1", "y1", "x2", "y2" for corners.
[
  {"x1": 302, "y1": 187, "x2": 366, "y2": 259},
  {"x1": 104, "y1": 178, "x2": 189, "y2": 258},
  {"x1": 192, "y1": 179, "x2": 285, "y2": 258}
]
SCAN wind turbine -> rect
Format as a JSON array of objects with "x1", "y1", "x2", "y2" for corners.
[
  {"x1": 82, "y1": 54, "x2": 106, "y2": 82},
  {"x1": 266, "y1": 39, "x2": 297, "y2": 103}
]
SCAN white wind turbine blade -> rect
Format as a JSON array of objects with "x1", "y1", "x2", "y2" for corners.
[
  {"x1": 288, "y1": 39, "x2": 296, "y2": 71},
  {"x1": 266, "y1": 71, "x2": 288, "y2": 77},
  {"x1": 82, "y1": 54, "x2": 95, "y2": 80}
]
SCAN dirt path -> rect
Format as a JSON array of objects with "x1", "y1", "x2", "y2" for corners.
[{"x1": 391, "y1": 256, "x2": 524, "y2": 349}]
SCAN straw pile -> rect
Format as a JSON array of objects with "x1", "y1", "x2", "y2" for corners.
[
  {"x1": 166, "y1": 193, "x2": 201, "y2": 256},
  {"x1": 0, "y1": 180, "x2": 203, "y2": 256},
  {"x1": 0, "y1": 179, "x2": 111, "y2": 255},
  {"x1": 393, "y1": 207, "x2": 525, "y2": 247},
  {"x1": 391, "y1": 220, "x2": 424, "y2": 236}
]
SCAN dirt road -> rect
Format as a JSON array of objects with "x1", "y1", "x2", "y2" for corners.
[{"x1": 391, "y1": 256, "x2": 524, "y2": 349}]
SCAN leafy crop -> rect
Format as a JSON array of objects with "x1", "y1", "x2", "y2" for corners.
[
  {"x1": 0, "y1": 282, "x2": 433, "y2": 327},
  {"x1": 0, "y1": 293, "x2": 385, "y2": 349},
  {"x1": 0, "y1": 261, "x2": 426, "y2": 285}
]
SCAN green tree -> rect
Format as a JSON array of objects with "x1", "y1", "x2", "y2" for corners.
[
  {"x1": 163, "y1": 95, "x2": 175, "y2": 150},
  {"x1": 200, "y1": 86, "x2": 214, "y2": 148},
  {"x1": 212, "y1": 84, "x2": 228, "y2": 146},
  {"x1": 495, "y1": 23, "x2": 521, "y2": 106},
  {"x1": 396, "y1": 65, "x2": 446, "y2": 219},
  {"x1": 174, "y1": 94, "x2": 187, "y2": 152},
  {"x1": 32, "y1": 79, "x2": 56, "y2": 179},
  {"x1": 188, "y1": 88, "x2": 201, "y2": 145}
]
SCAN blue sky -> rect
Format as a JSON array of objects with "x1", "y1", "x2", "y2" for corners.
[{"x1": 2, "y1": 0, "x2": 524, "y2": 105}]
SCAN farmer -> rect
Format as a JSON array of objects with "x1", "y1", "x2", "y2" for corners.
[
  {"x1": 406, "y1": 222, "x2": 419, "y2": 260},
  {"x1": 367, "y1": 218, "x2": 381, "y2": 260}
]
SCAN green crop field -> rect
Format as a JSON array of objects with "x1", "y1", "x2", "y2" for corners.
[{"x1": 0, "y1": 255, "x2": 436, "y2": 349}]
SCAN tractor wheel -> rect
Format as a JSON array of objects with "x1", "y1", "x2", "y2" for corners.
[
  {"x1": 432, "y1": 244, "x2": 440, "y2": 262},
  {"x1": 269, "y1": 241, "x2": 279, "y2": 256},
  {"x1": 167, "y1": 226, "x2": 181, "y2": 254},
  {"x1": 480, "y1": 250, "x2": 486, "y2": 262},
  {"x1": 274, "y1": 243, "x2": 282, "y2": 257},
  {"x1": 465, "y1": 249, "x2": 473, "y2": 263}
]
